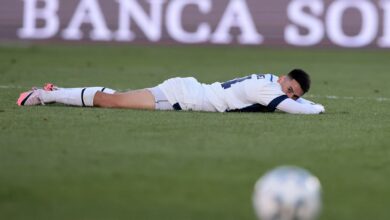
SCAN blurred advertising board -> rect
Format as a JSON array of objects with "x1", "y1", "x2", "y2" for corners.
[{"x1": 1, "y1": 0, "x2": 389, "y2": 48}]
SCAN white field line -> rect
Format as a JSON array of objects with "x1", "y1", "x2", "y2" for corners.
[
  {"x1": 0, "y1": 85, "x2": 23, "y2": 89},
  {"x1": 306, "y1": 95, "x2": 390, "y2": 102},
  {"x1": 1, "y1": 85, "x2": 389, "y2": 102}
]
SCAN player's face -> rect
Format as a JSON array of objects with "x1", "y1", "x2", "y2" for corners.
[{"x1": 279, "y1": 76, "x2": 304, "y2": 100}]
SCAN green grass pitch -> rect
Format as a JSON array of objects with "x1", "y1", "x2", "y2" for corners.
[{"x1": 0, "y1": 44, "x2": 389, "y2": 220}]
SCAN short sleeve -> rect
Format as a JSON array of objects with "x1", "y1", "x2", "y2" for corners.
[{"x1": 245, "y1": 80, "x2": 285, "y2": 106}]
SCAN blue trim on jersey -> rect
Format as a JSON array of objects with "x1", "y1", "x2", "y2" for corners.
[
  {"x1": 226, "y1": 95, "x2": 288, "y2": 113},
  {"x1": 221, "y1": 75, "x2": 252, "y2": 89},
  {"x1": 270, "y1": 74, "x2": 273, "y2": 82},
  {"x1": 226, "y1": 103, "x2": 270, "y2": 113},
  {"x1": 267, "y1": 95, "x2": 288, "y2": 111}
]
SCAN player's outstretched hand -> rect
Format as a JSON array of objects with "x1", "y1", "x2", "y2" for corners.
[{"x1": 312, "y1": 103, "x2": 325, "y2": 114}]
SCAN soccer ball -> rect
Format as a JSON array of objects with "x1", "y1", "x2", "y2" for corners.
[{"x1": 253, "y1": 166, "x2": 322, "y2": 220}]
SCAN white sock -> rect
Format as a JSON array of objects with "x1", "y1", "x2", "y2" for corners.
[{"x1": 41, "y1": 87, "x2": 116, "y2": 107}]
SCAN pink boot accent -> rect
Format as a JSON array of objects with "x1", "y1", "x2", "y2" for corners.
[
  {"x1": 17, "y1": 91, "x2": 33, "y2": 106},
  {"x1": 44, "y1": 83, "x2": 57, "y2": 91}
]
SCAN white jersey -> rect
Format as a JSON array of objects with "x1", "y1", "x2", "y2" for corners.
[
  {"x1": 158, "y1": 74, "x2": 285, "y2": 112},
  {"x1": 204, "y1": 74, "x2": 285, "y2": 112},
  {"x1": 157, "y1": 74, "x2": 325, "y2": 114}
]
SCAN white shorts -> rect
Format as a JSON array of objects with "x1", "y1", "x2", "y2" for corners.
[
  {"x1": 147, "y1": 87, "x2": 174, "y2": 110},
  {"x1": 154, "y1": 77, "x2": 217, "y2": 112}
]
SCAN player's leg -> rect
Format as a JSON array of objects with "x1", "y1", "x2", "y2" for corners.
[
  {"x1": 17, "y1": 84, "x2": 159, "y2": 110},
  {"x1": 17, "y1": 81, "x2": 176, "y2": 111},
  {"x1": 93, "y1": 89, "x2": 155, "y2": 110},
  {"x1": 17, "y1": 84, "x2": 116, "y2": 107}
]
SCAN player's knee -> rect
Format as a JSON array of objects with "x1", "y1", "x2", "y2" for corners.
[{"x1": 93, "y1": 92, "x2": 119, "y2": 108}]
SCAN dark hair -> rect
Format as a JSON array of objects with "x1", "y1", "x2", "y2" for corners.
[{"x1": 288, "y1": 69, "x2": 311, "y2": 94}]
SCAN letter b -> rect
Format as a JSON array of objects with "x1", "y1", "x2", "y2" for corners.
[{"x1": 18, "y1": 0, "x2": 59, "y2": 39}]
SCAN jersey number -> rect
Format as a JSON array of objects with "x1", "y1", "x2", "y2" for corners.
[{"x1": 221, "y1": 74, "x2": 265, "y2": 89}]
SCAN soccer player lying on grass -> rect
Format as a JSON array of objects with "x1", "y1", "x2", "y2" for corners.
[{"x1": 17, "y1": 69, "x2": 325, "y2": 114}]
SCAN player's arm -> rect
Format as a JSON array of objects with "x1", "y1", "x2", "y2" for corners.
[
  {"x1": 244, "y1": 79, "x2": 324, "y2": 114},
  {"x1": 296, "y1": 97, "x2": 315, "y2": 104},
  {"x1": 276, "y1": 98, "x2": 325, "y2": 114}
]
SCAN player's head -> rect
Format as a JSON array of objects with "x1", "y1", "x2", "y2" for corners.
[{"x1": 278, "y1": 69, "x2": 311, "y2": 100}]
